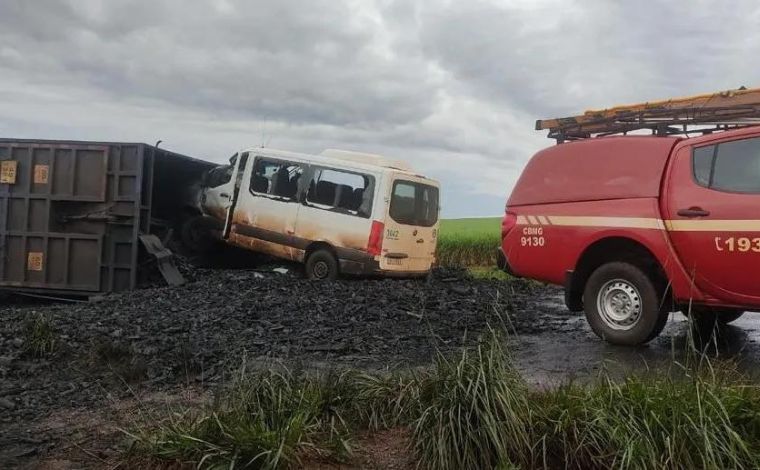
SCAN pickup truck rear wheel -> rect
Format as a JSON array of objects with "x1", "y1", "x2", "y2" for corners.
[
  {"x1": 305, "y1": 249, "x2": 338, "y2": 280},
  {"x1": 584, "y1": 262, "x2": 668, "y2": 345}
]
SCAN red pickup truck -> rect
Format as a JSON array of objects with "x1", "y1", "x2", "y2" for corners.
[{"x1": 500, "y1": 89, "x2": 760, "y2": 345}]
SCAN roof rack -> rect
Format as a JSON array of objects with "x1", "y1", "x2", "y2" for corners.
[{"x1": 536, "y1": 86, "x2": 760, "y2": 143}]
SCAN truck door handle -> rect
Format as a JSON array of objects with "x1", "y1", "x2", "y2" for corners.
[
  {"x1": 416, "y1": 238, "x2": 424, "y2": 243},
  {"x1": 677, "y1": 207, "x2": 710, "y2": 218},
  {"x1": 220, "y1": 193, "x2": 231, "y2": 199}
]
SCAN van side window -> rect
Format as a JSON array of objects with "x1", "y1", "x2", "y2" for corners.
[
  {"x1": 306, "y1": 168, "x2": 374, "y2": 218},
  {"x1": 692, "y1": 137, "x2": 760, "y2": 193},
  {"x1": 250, "y1": 158, "x2": 303, "y2": 200}
]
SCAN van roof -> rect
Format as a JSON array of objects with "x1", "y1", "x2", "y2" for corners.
[
  {"x1": 239, "y1": 146, "x2": 432, "y2": 179},
  {"x1": 319, "y1": 149, "x2": 414, "y2": 171}
]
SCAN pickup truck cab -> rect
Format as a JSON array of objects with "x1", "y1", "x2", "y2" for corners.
[
  {"x1": 501, "y1": 95, "x2": 760, "y2": 345},
  {"x1": 190, "y1": 148, "x2": 440, "y2": 280}
]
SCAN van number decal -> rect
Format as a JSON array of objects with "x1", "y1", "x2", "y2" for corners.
[
  {"x1": 386, "y1": 229, "x2": 399, "y2": 240},
  {"x1": 521, "y1": 226, "x2": 546, "y2": 248},
  {"x1": 715, "y1": 237, "x2": 760, "y2": 253}
]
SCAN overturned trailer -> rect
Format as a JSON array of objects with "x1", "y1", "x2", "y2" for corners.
[{"x1": 0, "y1": 139, "x2": 216, "y2": 296}]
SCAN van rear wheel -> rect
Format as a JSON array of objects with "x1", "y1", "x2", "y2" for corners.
[
  {"x1": 306, "y1": 249, "x2": 338, "y2": 280},
  {"x1": 583, "y1": 262, "x2": 668, "y2": 345}
]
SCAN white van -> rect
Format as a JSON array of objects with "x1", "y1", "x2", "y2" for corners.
[{"x1": 196, "y1": 148, "x2": 440, "y2": 279}]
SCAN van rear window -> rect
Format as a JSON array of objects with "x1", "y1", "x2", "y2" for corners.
[{"x1": 389, "y1": 181, "x2": 439, "y2": 227}]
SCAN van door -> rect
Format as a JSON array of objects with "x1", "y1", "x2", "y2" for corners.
[
  {"x1": 664, "y1": 136, "x2": 760, "y2": 306},
  {"x1": 226, "y1": 156, "x2": 304, "y2": 260},
  {"x1": 381, "y1": 177, "x2": 440, "y2": 272},
  {"x1": 294, "y1": 167, "x2": 375, "y2": 259},
  {"x1": 201, "y1": 153, "x2": 239, "y2": 225}
]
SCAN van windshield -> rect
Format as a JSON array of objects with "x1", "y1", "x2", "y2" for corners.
[{"x1": 389, "y1": 180, "x2": 439, "y2": 227}]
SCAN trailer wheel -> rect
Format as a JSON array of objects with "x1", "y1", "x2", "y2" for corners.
[
  {"x1": 305, "y1": 249, "x2": 338, "y2": 280},
  {"x1": 583, "y1": 262, "x2": 668, "y2": 345}
]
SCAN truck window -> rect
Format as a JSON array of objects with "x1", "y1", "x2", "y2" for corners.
[
  {"x1": 692, "y1": 137, "x2": 760, "y2": 193},
  {"x1": 305, "y1": 168, "x2": 374, "y2": 217},
  {"x1": 389, "y1": 181, "x2": 439, "y2": 227},
  {"x1": 250, "y1": 157, "x2": 303, "y2": 200},
  {"x1": 692, "y1": 146, "x2": 714, "y2": 187}
]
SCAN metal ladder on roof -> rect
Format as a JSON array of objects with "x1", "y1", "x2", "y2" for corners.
[{"x1": 536, "y1": 86, "x2": 760, "y2": 143}]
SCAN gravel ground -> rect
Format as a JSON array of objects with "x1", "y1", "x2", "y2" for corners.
[
  {"x1": 6, "y1": 265, "x2": 758, "y2": 468},
  {"x1": 0, "y1": 267, "x2": 569, "y2": 467}
]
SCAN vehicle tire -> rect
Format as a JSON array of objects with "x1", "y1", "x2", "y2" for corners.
[
  {"x1": 583, "y1": 262, "x2": 668, "y2": 345},
  {"x1": 180, "y1": 215, "x2": 219, "y2": 253},
  {"x1": 305, "y1": 249, "x2": 339, "y2": 280}
]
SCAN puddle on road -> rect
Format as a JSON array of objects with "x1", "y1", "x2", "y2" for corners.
[{"x1": 512, "y1": 311, "x2": 760, "y2": 386}]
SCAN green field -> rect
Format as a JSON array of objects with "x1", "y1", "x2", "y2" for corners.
[
  {"x1": 437, "y1": 217, "x2": 501, "y2": 268},
  {"x1": 439, "y1": 217, "x2": 501, "y2": 237}
]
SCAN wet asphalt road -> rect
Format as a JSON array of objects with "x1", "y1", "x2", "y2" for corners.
[{"x1": 512, "y1": 287, "x2": 760, "y2": 385}]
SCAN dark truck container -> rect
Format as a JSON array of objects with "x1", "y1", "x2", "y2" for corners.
[{"x1": 0, "y1": 138, "x2": 215, "y2": 296}]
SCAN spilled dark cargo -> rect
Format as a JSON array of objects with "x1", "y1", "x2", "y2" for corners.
[{"x1": 0, "y1": 139, "x2": 216, "y2": 296}]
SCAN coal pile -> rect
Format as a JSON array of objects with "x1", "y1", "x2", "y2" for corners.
[
  {"x1": 0, "y1": 268, "x2": 566, "y2": 461},
  {"x1": 1, "y1": 268, "x2": 556, "y2": 377}
]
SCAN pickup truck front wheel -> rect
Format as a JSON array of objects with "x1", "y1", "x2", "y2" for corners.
[{"x1": 584, "y1": 262, "x2": 668, "y2": 345}]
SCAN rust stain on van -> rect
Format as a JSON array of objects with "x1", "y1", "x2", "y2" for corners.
[{"x1": 229, "y1": 231, "x2": 294, "y2": 260}]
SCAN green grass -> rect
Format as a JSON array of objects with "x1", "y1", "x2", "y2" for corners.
[
  {"x1": 124, "y1": 368, "x2": 420, "y2": 469},
  {"x1": 468, "y1": 266, "x2": 511, "y2": 281},
  {"x1": 125, "y1": 330, "x2": 760, "y2": 470},
  {"x1": 437, "y1": 217, "x2": 501, "y2": 268},
  {"x1": 23, "y1": 313, "x2": 57, "y2": 357}
]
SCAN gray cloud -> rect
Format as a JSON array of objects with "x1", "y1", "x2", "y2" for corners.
[
  {"x1": 1, "y1": 0, "x2": 439, "y2": 126},
  {"x1": 1, "y1": 0, "x2": 759, "y2": 217},
  {"x1": 420, "y1": 0, "x2": 760, "y2": 117}
]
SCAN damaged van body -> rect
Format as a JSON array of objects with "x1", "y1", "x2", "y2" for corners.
[{"x1": 192, "y1": 148, "x2": 440, "y2": 279}]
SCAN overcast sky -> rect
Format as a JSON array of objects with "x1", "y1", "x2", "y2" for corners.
[{"x1": 2, "y1": 0, "x2": 759, "y2": 217}]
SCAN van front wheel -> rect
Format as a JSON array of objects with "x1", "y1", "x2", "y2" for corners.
[
  {"x1": 306, "y1": 249, "x2": 338, "y2": 280},
  {"x1": 583, "y1": 262, "x2": 668, "y2": 345}
]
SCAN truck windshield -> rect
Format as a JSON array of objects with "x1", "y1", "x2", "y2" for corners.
[{"x1": 389, "y1": 180, "x2": 439, "y2": 227}]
